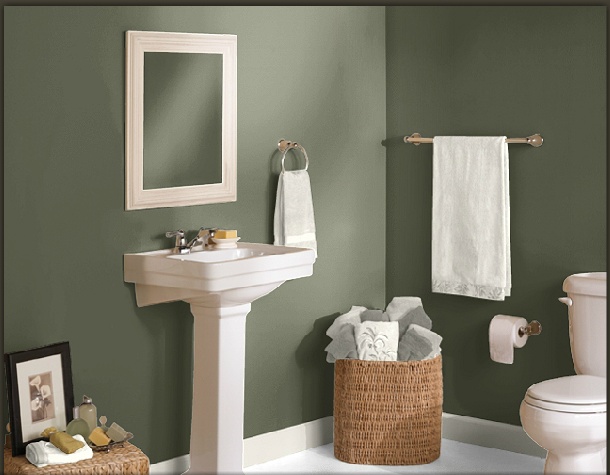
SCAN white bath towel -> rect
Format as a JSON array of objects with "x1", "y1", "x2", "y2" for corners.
[
  {"x1": 432, "y1": 136, "x2": 511, "y2": 301},
  {"x1": 25, "y1": 434, "x2": 93, "y2": 468},
  {"x1": 274, "y1": 170, "x2": 317, "y2": 257}
]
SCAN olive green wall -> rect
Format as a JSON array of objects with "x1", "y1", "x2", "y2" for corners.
[
  {"x1": 4, "y1": 6, "x2": 386, "y2": 463},
  {"x1": 4, "y1": 4, "x2": 607, "y2": 466},
  {"x1": 386, "y1": 6, "x2": 606, "y2": 425}
]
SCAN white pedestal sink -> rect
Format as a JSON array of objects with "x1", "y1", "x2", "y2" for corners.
[{"x1": 124, "y1": 243, "x2": 315, "y2": 474}]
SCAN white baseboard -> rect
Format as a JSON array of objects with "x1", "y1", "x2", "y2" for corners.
[
  {"x1": 150, "y1": 416, "x2": 333, "y2": 474},
  {"x1": 150, "y1": 412, "x2": 545, "y2": 472},
  {"x1": 150, "y1": 453, "x2": 190, "y2": 474},
  {"x1": 243, "y1": 416, "x2": 334, "y2": 466},
  {"x1": 441, "y1": 412, "x2": 546, "y2": 458}
]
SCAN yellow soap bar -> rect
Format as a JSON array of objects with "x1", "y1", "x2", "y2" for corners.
[
  {"x1": 215, "y1": 229, "x2": 237, "y2": 239},
  {"x1": 50, "y1": 432, "x2": 84, "y2": 454},
  {"x1": 88, "y1": 427, "x2": 111, "y2": 446}
]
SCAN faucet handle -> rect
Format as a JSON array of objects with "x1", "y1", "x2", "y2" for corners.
[
  {"x1": 188, "y1": 227, "x2": 218, "y2": 249},
  {"x1": 194, "y1": 227, "x2": 218, "y2": 239},
  {"x1": 166, "y1": 230, "x2": 187, "y2": 249},
  {"x1": 166, "y1": 229, "x2": 184, "y2": 238}
]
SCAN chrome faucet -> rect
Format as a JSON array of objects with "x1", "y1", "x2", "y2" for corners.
[
  {"x1": 166, "y1": 228, "x2": 217, "y2": 254},
  {"x1": 187, "y1": 227, "x2": 218, "y2": 251}
]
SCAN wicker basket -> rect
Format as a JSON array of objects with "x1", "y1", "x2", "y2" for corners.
[
  {"x1": 4, "y1": 442, "x2": 149, "y2": 475},
  {"x1": 333, "y1": 355, "x2": 443, "y2": 465}
]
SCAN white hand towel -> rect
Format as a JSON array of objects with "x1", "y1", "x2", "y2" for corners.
[
  {"x1": 25, "y1": 434, "x2": 93, "y2": 468},
  {"x1": 432, "y1": 136, "x2": 511, "y2": 301},
  {"x1": 354, "y1": 321, "x2": 399, "y2": 361},
  {"x1": 274, "y1": 170, "x2": 317, "y2": 257}
]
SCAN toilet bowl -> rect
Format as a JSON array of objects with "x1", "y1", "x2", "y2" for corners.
[
  {"x1": 519, "y1": 272, "x2": 606, "y2": 474},
  {"x1": 520, "y1": 375, "x2": 606, "y2": 474}
]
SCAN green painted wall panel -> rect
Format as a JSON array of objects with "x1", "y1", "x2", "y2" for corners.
[
  {"x1": 385, "y1": 6, "x2": 605, "y2": 425},
  {"x1": 4, "y1": 6, "x2": 386, "y2": 463}
]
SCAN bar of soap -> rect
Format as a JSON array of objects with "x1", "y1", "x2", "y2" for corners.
[
  {"x1": 50, "y1": 432, "x2": 84, "y2": 454},
  {"x1": 215, "y1": 229, "x2": 237, "y2": 239},
  {"x1": 40, "y1": 426, "x2": 59, "y2": 437},
  {"x1": 88, "y1": 427, "x2": 111, "y2": 446},
  {"x1": 106, "y1": 422, "x2": 128, "y2": 443}
]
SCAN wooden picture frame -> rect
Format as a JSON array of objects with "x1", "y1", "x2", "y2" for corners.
[
  {"x1": 125, "y1": 30, "x2": 237, "y2": 210},
  {"x1": 4, "y1": 342, "x2": 74, "y2": 455}
]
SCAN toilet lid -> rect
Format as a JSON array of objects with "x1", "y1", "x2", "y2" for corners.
[
  {"x1": 562, "y1": 272, "x2": 606, "y2": 297},
  {"x1": 525, "y1": 375, "x2": 606, "y2": 413}
]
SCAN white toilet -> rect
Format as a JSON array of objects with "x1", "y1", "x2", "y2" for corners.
[{"x1": 520, "y1": 272, "x2": 607, "y2": 474}]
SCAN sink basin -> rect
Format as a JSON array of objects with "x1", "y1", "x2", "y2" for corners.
[
  {"x1": 168, "y1": 247, "x2": 260, "y2": 263},
  {"x1": 124, "y1": 242, "x2": 315, "y2": 308}
]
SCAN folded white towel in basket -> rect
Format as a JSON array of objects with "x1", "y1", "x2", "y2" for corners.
[
  {"x1": 25, "y1": 434, "x2": 93, "y2": 468},
  {"x1": 431, "y1": 136, "x2": 511, "y2": 301},
  {"x1": 274, "y1": 169, "x2": 317, "y2": 257},
  {"x1": 354, "y1": 321, "x2": 399, "y2": 361},
  {"x1": 326, "y1": 306, "x2": 366, "y2": 340},
  {"x1": 385, "y1": 296, "x2": 422, "y2": 321}
]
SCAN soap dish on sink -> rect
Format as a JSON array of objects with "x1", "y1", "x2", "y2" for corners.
[{"x1": 211, "y1": 237, "x2": 240, "y2": 249}]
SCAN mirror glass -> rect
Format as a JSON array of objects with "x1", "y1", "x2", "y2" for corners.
[
  {"x1": 125, "y1": 31, "x2": 237, "y2": 210},
  {"x1": 143, "y1": 52, "x2": 222, "y2": 189}
]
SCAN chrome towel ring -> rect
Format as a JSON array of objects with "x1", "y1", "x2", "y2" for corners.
[{"x1": 278, "y1": 139, "x2": 309, "y2": 173}]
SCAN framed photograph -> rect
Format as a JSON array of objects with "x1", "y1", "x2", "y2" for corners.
[{"x1": 5, "y1": 342, "x2": 74, "y2": 455}]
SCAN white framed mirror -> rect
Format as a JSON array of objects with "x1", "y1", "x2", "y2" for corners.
[{"x1": 125, "y1": 31, "x2": 237, "y2": 210}]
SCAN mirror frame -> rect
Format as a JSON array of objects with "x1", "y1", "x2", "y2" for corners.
[{"x1": 125, "y1": 31, "x2": 237, "y2": 210}]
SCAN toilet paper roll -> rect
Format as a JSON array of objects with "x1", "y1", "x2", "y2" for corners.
[{"x1": 489, "y1": 315, "x2": 528, "y2": 364}]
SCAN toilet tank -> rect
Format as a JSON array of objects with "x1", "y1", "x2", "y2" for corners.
[{"x1": 561, "y1": 272, "x2": 606, "y2": 377}]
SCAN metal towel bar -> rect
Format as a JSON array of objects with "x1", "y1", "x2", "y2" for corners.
[{"x1": 403, "y1": 133, "x2": 544, "y2": 147}]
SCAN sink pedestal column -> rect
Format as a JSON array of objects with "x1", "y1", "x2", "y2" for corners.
[{"x1": 188, "y1": 302, "x2": 251, "y2": 474}]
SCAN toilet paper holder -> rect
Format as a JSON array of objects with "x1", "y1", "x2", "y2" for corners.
[{"x1": 518, "y1": 320, "x2": 542, "y2": 337}]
